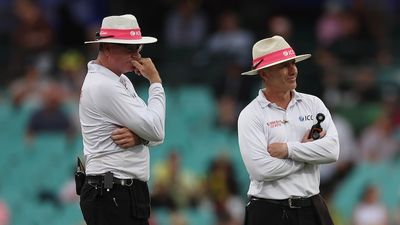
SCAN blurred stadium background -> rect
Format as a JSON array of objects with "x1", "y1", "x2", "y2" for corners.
[{"x1": 1, "y1": 0, "x2": 400, "y2": 225}]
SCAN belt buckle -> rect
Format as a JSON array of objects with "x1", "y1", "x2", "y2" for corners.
[
  {"x1": 120, "y1": 179, "x2": 133, "y2": 186},
  {"x1": 288, "y1": 196, "x2": 301, "y2": 209}
]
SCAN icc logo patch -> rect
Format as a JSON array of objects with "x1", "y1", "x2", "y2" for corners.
[{"x1": 299, "y1": 115, "x2": 313, "y2": 122}]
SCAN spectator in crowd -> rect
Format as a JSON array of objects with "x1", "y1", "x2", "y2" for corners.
[
  {"x1": 12, "y1": 0, "x2": 53, "y2": 51},
  {"x1": 8, "y1": 0, "x2": 54, "y2": 79},
  {"x1": 164, "y1": 0, "x2": 207, "y2": 50},
  {"x1": 328, "y1": 11, "x2": 376, "y2": 66},
  {"x1": 205, "y1": 153, "x2": 244, "y2": 225},
  {"x1": 160, "y1": 0, "x2": 208, "y2": 85},
  {"x1": 351, "y1": 66, "x2": 381, "y2": 104},
  {"x1": 315, "y1": 2, "x2": 344, "y2": 47},
  {"x1": 57, "y1": 49, "x2": 86, "y2": 99},
  {"x1": 51, "y1": 0, "x2": 105, "y2": 49},
  {"x1": 37, "y1": 168, "x2": 80, "y2": 207},
  {"x1": 215, "y1": 94, "x2": 239, "y2": 131},
  {"x1": 9, "y1": 61, "x2": 49, "y2": 108},
  {"x1": 352, "y1": 0, "x2": 396, "y2": 50},
  {"x1": 352, "y1": 185, "x2": 389, "y2": 225},
  {"x1": 212, "y1": 62, "x2": 259, "y2": 131},
  {"x1": 265, "y1": 14, "x2": 293, "y2": 41},
  {"x1": 321, "y1": 68, "x2": 355, "y2": 109},
  {"x1": 26, "y1": 82, "x2": 73, "y2": 138},
  {"x1": 205, "y1": 10, "x2": 253, "y2": 66},
  {"x1": 151, "y1": 150, "x2": 201, "y2": 210},
  {"x1": 358, "y1": 109, "x2": 399, "y2": 162}
]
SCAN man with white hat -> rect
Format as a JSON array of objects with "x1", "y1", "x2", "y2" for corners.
[
  {"x1": 79, "y1": 14, "x2": 165, "y2": 225},
  {"x1": 238, "y1": 35, "x2": 339, "y2": 225}
]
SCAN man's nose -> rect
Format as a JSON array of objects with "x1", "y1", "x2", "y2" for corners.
[
  {"x1": 131, "y1": 53, "x2": 141, "y2": 59},
  {"x1": 288, "y1": 63, "x2": 297, "y2": 74}
]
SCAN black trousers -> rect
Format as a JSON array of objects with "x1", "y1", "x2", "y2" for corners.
[
  {"x1": 244, "y1": 198, "x2": 322, "y2": 225},
  {"x1": 80, "y1": 180, "x2": 150, "y2": 225}
]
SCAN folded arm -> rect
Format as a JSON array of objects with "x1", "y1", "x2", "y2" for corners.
[{"x1": 238, "y1": 111, "x2": 305, "y2": 182}]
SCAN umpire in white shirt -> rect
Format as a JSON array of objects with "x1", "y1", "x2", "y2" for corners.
[
  {"x1": 238, "y1": 35, "x2": 339, "y2": 225},
  {"x1": 79, "y1": 14, "x2": 165, "y2": 225}
]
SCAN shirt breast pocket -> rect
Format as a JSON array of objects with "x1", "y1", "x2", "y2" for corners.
[
  {"x1": 264, "y1": 122, "x2": 287, "y2": 143},
  {"x1": 292, "y1": 119, "x2": 314, "y2": 140}
]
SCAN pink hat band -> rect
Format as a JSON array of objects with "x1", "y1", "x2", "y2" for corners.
[
  {"x1": 252, "y1": 47, "x2": 296, "y2": 69},
  {"x1": 98, "y1": 28, "x2": 142, "y2": 40},
  {"x1": 242, "y1": 36, "x2": 311, "y2": 75}
]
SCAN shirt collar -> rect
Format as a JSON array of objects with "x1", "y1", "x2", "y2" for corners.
[
  {"x1": 256, "y1": 89, "x2": 302, "y2": 109},
  {"x1": 87, "y1": 60, "x2": 120, "y2": 82}
]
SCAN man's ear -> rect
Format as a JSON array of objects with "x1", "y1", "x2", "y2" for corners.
[
  {"x1": 102, "y1": 44, "x2": 112, "y2": 56},
  {"x1": 259, "y1": 70, "x2": 268, "y2": 81}
]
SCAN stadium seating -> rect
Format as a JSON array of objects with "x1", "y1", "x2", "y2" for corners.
[{"x1": 2, "y1": 85, "x2": 399, "y2": 225}]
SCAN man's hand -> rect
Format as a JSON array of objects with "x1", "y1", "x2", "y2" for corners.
[
  {"x1": 301, "y1": 129, "x2": 326, "y2": 143},
  {"x1": 268, "y1": 143, "x2": 288, "y2": 159},
  {"x1": 111, "y1": 127, "x2": 141, "y2": 149},
  {"x1": 131, "y1": 58, "x2": 162, "y2": 83}
]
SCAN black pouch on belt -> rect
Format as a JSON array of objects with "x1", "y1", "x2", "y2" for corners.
[
  {"x1": 311, "y1": 194, "x2": 335, "y2": 225},
  {"x1": 129, "y1": 180, "x2": 150, "y2": 219},
  {"x1": 75, "y1": 157, "x2": 86, "y2": 195}
]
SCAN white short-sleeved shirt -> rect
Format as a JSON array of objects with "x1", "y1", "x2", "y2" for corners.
[
  {"x1": 238, "y1": 89, "x2": 339, "y2": 199},
  {"x1": 79, "y1": 61, "x2": 166, "y2": 181}
]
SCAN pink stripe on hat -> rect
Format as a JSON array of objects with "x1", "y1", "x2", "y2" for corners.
[
  {"x1": 242, "y1": 36, "x2": 310, "y2": 75},
  {"x1": 252, "y1": 48, "x2": 296, "y2": 69},
  {"x1": 99, "y1": 28, "x2": 142, "y2": 40}
]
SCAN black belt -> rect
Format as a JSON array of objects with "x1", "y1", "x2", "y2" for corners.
[
  {"x1": 86, "y1": 175, "x2": 135, "y2": 187},
  {"x1": 250, "y1": 196, "x2": 313, "y2": 208}
]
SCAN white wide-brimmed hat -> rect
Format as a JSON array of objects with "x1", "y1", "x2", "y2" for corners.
[
  {"x1": 241, "y1": 35, "x2": 311, "y2": 75},
  {"x1": 85, "y1": 14, "x2": 157, "y2": 45}
]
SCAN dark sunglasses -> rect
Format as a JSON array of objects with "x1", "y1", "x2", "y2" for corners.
[{"x1": 116, "y1": 44, "x2": 143, "y2": 53}]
